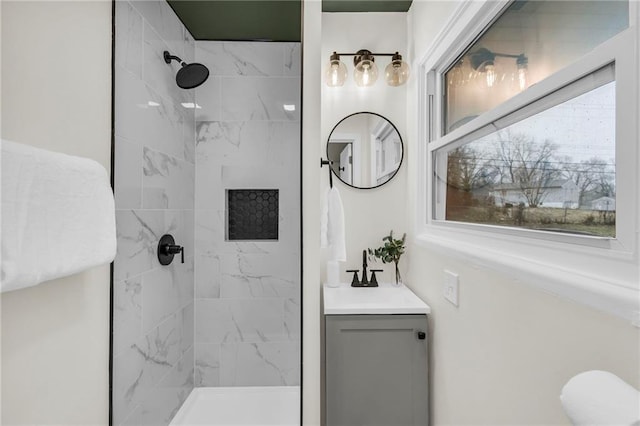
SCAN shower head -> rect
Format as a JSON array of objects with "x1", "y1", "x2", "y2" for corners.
[{"x1": 163, "y1": 51, "x2": 210, "y2": 89}]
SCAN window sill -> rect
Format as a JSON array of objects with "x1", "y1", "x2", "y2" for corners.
[{"x1": 415, "y1": 224, "x2": 640, "y2": 327}]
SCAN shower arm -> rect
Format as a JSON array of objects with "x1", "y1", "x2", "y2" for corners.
[{"x1": 164, "y1": 51, "x2": 185, "y2": 67}]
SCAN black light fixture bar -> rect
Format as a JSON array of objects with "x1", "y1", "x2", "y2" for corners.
[
  {"x1": 464, "y1": 47, "x2": 529, "y2": 90},
  {"x1": 333, "y1": 51, "x2": 400, "y2": 57},
  {"x1": 469, "y1": 47, "x2": 527, "y2": 70}
]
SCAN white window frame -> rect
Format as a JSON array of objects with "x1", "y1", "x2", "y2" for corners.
[{"x1": 415, "y1": 0, "x2": 640, "y2": 325}]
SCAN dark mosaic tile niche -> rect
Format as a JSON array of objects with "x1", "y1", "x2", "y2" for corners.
[{"x1": 227, "y1": 189, "x2": 279, "y2": 240}]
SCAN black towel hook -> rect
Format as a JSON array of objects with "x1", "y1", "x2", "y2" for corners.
[{"x1": 320, "y1": 158, "x2": 333, "y2": 188}]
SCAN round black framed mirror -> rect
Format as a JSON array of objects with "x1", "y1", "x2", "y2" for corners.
[{"x1": 326, "y1": 112, "x2": 404, "y2": 189}]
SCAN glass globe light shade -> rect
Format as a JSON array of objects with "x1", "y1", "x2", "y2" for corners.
[
  {"x1": 517, "y1": 66, "x2": 528, "y2": 91},
  {"x1": 324, "y1": 52, "x2": 347, "y2": 87},
  {"x1": 481, "y1": 61, "x2": 497, "y2": 88},
  {"x1": 354, "y1": 55, "x2": 378, "y2": 87},
  {"x1": 516, "y1": 55, "x2": 529, "y2": 91},
  {"x1": 448, "y1": 59, "x2": 465, "y2": 87},
  {"x1": 385, "y1": 53, "x2": 410, "y2": 86}
]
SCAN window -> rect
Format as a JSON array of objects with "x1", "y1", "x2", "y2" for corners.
[
  {"x1": 444, "y1": 0, "x2": 628, "y2": 134},
  {"x1": 435, "y1": 66, "x2": 616, "y2": 238},
  {"x1": 417, "y1": 0, "x2": 639, "y2": 323}
]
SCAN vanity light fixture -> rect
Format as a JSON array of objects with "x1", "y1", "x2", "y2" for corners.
[
  {"x1": 324, "y1": 49, "x2": 410, "y2": 87},
  {"x1": 468, "y1": 47, "x2": 529, "y2": 90}
]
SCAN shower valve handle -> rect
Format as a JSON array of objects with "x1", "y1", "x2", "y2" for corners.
[
  {"x1": 163, "y1": 244, "x2": 184, "y2": 263},
  {"x1": 157, "y1": 234, "x2": 184, "y2": 265}
]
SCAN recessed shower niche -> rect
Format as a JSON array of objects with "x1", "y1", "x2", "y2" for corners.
[
  {"x1": 112, "y1": 1, "x2": 301, "y2": 424},
  {"x1": 227, "y1": 189, "x2": 279, "y2": 241}
]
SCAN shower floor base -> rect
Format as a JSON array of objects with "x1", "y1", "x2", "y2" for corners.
[{"x1": 169, "y1": 386, "x2": 300, "y2": 426}]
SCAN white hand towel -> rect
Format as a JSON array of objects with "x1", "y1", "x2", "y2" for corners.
[
  {"x1": 1, "y1": 140, "x2": 117, "y2": 292},
  {"x1": 320, "y1": 186, "x2": 346, "y2": 262},
  {"x1": 560, "y1": 370, "x2": 640, "y2": 426}
]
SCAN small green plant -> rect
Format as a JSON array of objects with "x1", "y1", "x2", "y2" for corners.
[{"x1": 368, "y1": 231, "x2": 406, "y2": 285}]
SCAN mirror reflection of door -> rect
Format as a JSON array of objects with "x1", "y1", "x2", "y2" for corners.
[
  {"x1": 328, "y1": 134, "x2": 359, "y2": 186},
  {"x1": 339, "y1": 144, "x2": 352, "y2": 183}
]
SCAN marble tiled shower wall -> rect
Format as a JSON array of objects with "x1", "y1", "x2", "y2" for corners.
[
  {"x1": 113, "y1": 2, "x2": 195, "y2": 425},
  {"x1": 193, "y1": 42, "x2": 301, "y2": 387}
]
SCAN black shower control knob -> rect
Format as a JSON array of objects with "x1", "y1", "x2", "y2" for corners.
[
  {"x1": 157, "y1": 234, "x2": 184, "y2": 265},
  {"x1": 163, "y1": 244, "x2": 182, "y2": 255},
  {"x1": 163, "y1": 244, "x2": 184, "y2": 263}
]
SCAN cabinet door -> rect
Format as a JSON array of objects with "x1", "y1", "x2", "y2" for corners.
[{"x1": 325, "y1": 315, "x2": 428, "y2": 426}]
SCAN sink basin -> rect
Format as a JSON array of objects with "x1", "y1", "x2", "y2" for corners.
[{"x1": 323, "y1": 282, "x2": 431, "y2": 315}]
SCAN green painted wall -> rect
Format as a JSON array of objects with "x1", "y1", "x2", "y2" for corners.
[
  {"x1": 167, "y1": 0, "x2": 302, "y2": 41},
  {"x1": 323, "y1": 0, "x2": 412, "y2": 13},
  {"x1": 167, "y1": 0, "x2": 413, "y2": 41}
]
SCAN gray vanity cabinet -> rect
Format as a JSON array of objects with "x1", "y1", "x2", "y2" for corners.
[{"x1": 325, "y1": 314, "x2": 428, "y2": 426}]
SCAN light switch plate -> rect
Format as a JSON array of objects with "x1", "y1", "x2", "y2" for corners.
[{"x1": 443, "y1": 270, "x2": 459, "y2": 307}]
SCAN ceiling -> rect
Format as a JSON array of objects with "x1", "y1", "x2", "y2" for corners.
[{"x1": 167, "y1": 0, "x2": 413, "y2": 42}]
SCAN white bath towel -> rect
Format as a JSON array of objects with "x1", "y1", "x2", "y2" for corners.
[
  {"x1": 1, "y1": 140, "x2": 117, "y2": 292},
  {"x1": 561, "y1": 370, "x2": 640, "y2": 426},
  {"x1": 320, "y1": 186, "x2": 346, "y2": 262}
]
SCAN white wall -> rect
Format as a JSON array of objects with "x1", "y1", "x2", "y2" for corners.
[
  {"x1": 308, "y1": 9, "x2": 409, "y2": 426},
  {"x1": 1, "y1": 1, "x2": 112, "y2": 424},
  {"x1": 301, "y1": 0, "x2": 322, "y2": 424},
  {"x1": 321, "y1": 12, "x2": 409, "y2": 284},
  {"x1": 406, "y1": 1, "x2": 640, "y2": 424}
]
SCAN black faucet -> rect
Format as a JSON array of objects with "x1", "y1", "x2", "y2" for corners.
[
  {"x1": 346, "y1": 250, "x2": 379, "y2": 287},
  {"x1": 361, "y1": 250, "x2": 369, "y2": 285}
]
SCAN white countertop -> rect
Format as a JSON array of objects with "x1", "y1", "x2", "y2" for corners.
[{"x1": 323, "y1": 282, "x2": 431, "y2": 315}]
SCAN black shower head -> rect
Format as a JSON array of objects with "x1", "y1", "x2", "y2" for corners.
[
  {"x1": 163, "y1": 51, "x2": 210, "y2": 89},
  {"x1": 176, "y1": 62, "x2": 209, "y2": 89}
]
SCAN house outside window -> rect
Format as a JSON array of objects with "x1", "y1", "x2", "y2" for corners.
[{"x1": 416, "y1": 0, "x2": 639, "y2": 324}]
